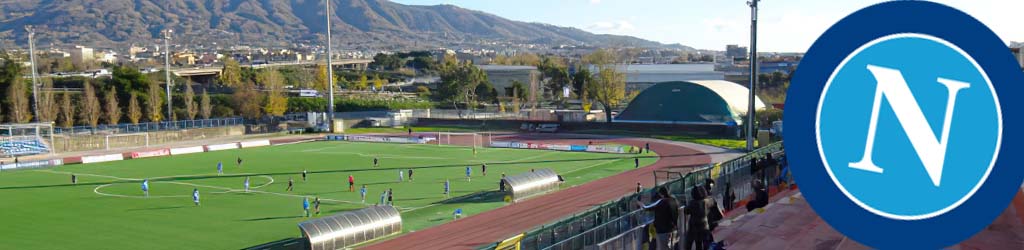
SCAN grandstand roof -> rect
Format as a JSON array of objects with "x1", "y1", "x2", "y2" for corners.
[{"x1": 615, "y1": 80, "x2": 766, "y2": 125}]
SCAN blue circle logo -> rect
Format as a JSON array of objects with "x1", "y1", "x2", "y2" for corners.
[{"x1": 786, "y1": 1, "x2": 1024, "y2": 248}]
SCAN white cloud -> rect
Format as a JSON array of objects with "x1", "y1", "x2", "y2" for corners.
[
  {"x1": 701, "y1": 17, "x2": 744, "y2": 33},
  {"x1": 587, "y1": 20, "x2": 636, "y2": 34}
]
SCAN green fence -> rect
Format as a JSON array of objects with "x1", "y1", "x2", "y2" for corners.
[{"x1": 479, "y1": 142, "x2": 786, "y2": 250}]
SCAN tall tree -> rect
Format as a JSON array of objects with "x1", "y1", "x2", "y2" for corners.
[
  {"x1": 357, "y1": 73, "x2": 368, "y2": 90},
  {"x1": 80, "y1": 81, "x2": 102, "y2": 127},
  {"x1": 311, "y1": 64, "x2": 327, "y2": 91},
  {"x1": 258, "y1": 69, "x2": 287, "y2": 116},
  {"x1": 58, "y1": 92, "x2": 74, "y2": 127},
  {"x1": 104, "y1": 88, "x2": 121, "y2": 125},
  {"x1": 233, "y1": 82, "x2": 263, "y2": 119},
  {"x1": 127, "y1": 93, "x2": 142, "y2": 124},
  {"x1": 572, "y1": 68, "x2": 593, "y2": 98},
  {"x1": 7, "y1": 77, "x2": 32, "y2": 123},
  {"x1": 220, "y1": 58, "x2": 243, "y2": 88},
  {"x1": 584, "y1": 49, "x2": 626, "y2": 123},
  {"x1": 200, "y1": 90, "x2": 212, "y2": 119},
  {"x1": 183, "y1": 81, "x2": 198, "y2": 120},
  {"x1": 108, "y1": 66, "x2": 150, "y2": 96},
  {"x1": 537, "y1": 56, "x2": 569, "y2": 97},
  {"x1": 0, "y1": 52, "x2": 23, "y2": 113},
  {"x1": 437, "y1": 59, "x2": 488, "y2": 107},
  {"x1": 38, "y1": 79, "x2": 59, "y2": 123},
  {"x1": 256, "y1": 69, "x2": 284, "y2": 89},
  {"x1": 372, "y1": 74, "x2": 385, "y2": 91},
  {"x1": 146, "y1": 82, "x2": 164, "y2": 122}
]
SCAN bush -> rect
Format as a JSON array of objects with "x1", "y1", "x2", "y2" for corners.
[
  {"x1": 334, "y1": 98, "x2": 433, "y2": 112},
  {"x1": 212, "y1": 105, "x2": 235, "y2": 118},
  {"x1": 288, "y1": 98, "x2": 327, "y2": 113}
]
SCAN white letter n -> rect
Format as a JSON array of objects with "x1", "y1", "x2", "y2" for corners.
[{"x1": 848, "y1": 65, "x2": 970, "y2": 187}]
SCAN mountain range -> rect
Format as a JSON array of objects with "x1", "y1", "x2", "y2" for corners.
[{"x1": 0, "y1": 0, "x2": 690, "y2": 50}]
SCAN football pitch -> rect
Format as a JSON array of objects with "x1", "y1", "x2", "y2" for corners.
[{"x1": 0, "y1": 141, "x2": 656, "y2": 249}]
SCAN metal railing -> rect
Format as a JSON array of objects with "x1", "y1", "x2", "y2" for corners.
[
  {"x1": 412, "y1": 109, "x2": 534, "y2": 120},
  {"x1": 480, "y1": 142, "x2": 786, "y2": 250},
  {"x1": 541, "y1": 208, "x2": 651, "y2": 250},
  {"x1": 53, "y1": 117, "x2": 245, "y2": 135}
]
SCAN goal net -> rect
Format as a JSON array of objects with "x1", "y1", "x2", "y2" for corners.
[
  {"x1": 105, "y1": 133, "x2": 150, "y2": 150},
  {"x1": 0, "y1": 123, "x2": 54, "y2": 157},
  {"x1": 436, "y1": 132, "x2": 492, "y2": 149}
]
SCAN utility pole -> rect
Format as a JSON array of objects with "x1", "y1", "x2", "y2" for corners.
[
  {"x1": 26, "y1": 26, "x2": 40, "y2": 122},
  {"x1": 746, "y1": 0, "x2": 760, "y2": 152},
  {"x1": 325, "y1": 0, "x2": 336, "y2": 132},
  {"x1": 163, "y1": 29, "x2": 174, "y2": 122}
]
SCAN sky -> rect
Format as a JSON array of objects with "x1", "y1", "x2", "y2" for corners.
[{"x1": 391, "y1": 0, "x2": 1024, "y2": 52}]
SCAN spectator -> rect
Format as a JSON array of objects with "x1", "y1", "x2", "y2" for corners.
[
  {"x1": 765, "y1": 153, "x2": 778, "y2": 185},
  {"x1": 683, "y1": 186, "x2": 709, "y2": 250},
  {"x1": 746, "y1": 180, "x2": 769, "y2": 212},
  {"x1": 749, "y1": 156, "x2": 761, "y2": 177},
  {"x1": 705, "y1": 180, "x2": 725, "y2": 241},
  {"x1": 636, "y1": 187, "x2": 680, "y2": 250},
  {"x1": 499, "y1": 173, "x2": 507, "y2": 192},
  {"x1": 636, "y1": 182, "x2": 643, "y2": 194},
  {"x1": 723, "y1": 182, "x2": 736, "y2": 211}
]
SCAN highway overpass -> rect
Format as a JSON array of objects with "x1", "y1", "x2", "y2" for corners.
[{"x1": 172, "y1": 58, "x2": 373, "y2": 77}]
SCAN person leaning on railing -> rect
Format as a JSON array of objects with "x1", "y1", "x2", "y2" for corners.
[
  {"x1": 635, "y1": 187, "x2": 681, "y2": 250},
  {"x1": 746, "y1": 179, "x2": 769, "y2": 212},
  {"x1": 682, "y1": 186, "x2": 710, "y2": 250}
]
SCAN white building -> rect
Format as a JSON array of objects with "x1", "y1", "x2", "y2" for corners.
[
  {"x1": 69, "y1": 46, "x2": 94, "y2": 67},
  {"x1": 97, "y1": 51, "x2": 118, "y2": 64}
]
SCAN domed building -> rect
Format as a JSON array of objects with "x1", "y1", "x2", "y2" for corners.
[{"x1": 615, "y1": 80, "x2": 766, "y2": 125}]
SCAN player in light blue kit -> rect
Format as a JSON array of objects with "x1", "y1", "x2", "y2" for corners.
[
  {"x1": 217, "y1": 161, "x2": 223, "y2": 175},
  {"x1": 444, "y1": 179, "x2": 451, "y2": 198},
  {"x1": 192, "y1": 188, "x2": 200, "y2": 206},
  {"x1": 360, "y1": 184, "x2": 368, "y2": 203},
  {"x1": 398, "y1": 170, "x2": 404, "y2": 182},
  {"x1": 465, "y1": 166, "x2": 472, "y2": 182},
  {"x1": 141, "y1": 179, "x2": 150, "y2": 197},
  {"x1": 244, "y1": 177, "x2": 250, "y2": 192},
  {"x1": 302, "y1": 197, "x2": 310, "y2": 217}
]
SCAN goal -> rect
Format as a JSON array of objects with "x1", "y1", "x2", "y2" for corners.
[
  {"x1": 436, "y1": 132, "x2": 492, "y2": 149},
  {"x1": 0, "y1": 123, "x2": 55, "y2": 157},
  {"x1": 105, "y1": 133, "x2": 150, "y2": 150}
]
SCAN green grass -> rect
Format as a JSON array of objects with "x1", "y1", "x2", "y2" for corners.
[
  {"x1": 0, "y1": 141, "x2": 656, "y2": 249},
  {"x1": 573, "y1": 129, "x2": 748, "y2": 150},
  {"x1": 343, "y1": 125, "x2": 485, "y2": 134},
  {"x1": 650, "y1": 135, "x2": 747, "y2": 149}
]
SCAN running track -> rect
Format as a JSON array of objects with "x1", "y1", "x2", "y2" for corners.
[{"x1": 364, "y1": 134, "x2": 720, "y2": 250}]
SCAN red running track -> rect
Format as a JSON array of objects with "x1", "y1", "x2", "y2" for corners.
[{"x1": 363, "y1": 134, "x2": 712, "y2": 250}]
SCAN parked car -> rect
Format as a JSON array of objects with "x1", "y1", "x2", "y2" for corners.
[{"x1": 536, "y1": 123, "x2": 559, "y2": 133}]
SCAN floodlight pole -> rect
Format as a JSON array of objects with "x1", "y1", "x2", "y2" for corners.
[
  {"x1": 326, "y1": 0, "x2": 336, "y2": 132},
  {"x1": 26, "y1": 26, "x2": 40, "y2": 122},
  {"x1": 163, "y1": 29, "x2": 174, "y2": 122},
  {"x1": 746, "y1": 0, "x2": 760, "y2": 152}
]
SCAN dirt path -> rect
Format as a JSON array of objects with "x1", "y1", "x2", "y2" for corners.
[{"x1": 363, "y1": 133, "x2": 720, "y2": 250}]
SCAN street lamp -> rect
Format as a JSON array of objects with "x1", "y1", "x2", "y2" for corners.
[
  {"x1": 26, "y1": 26, "x2": 40, "y2": 122},
  {"x1": 163, "y1": 29, "x2": 174, "y2": 122},
  {"x1": 746, "y1": 0, "x2": 760, "y2": 152},
  {"x1": 325, "y1": 0, "x2": 335, "y2": 132}
]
